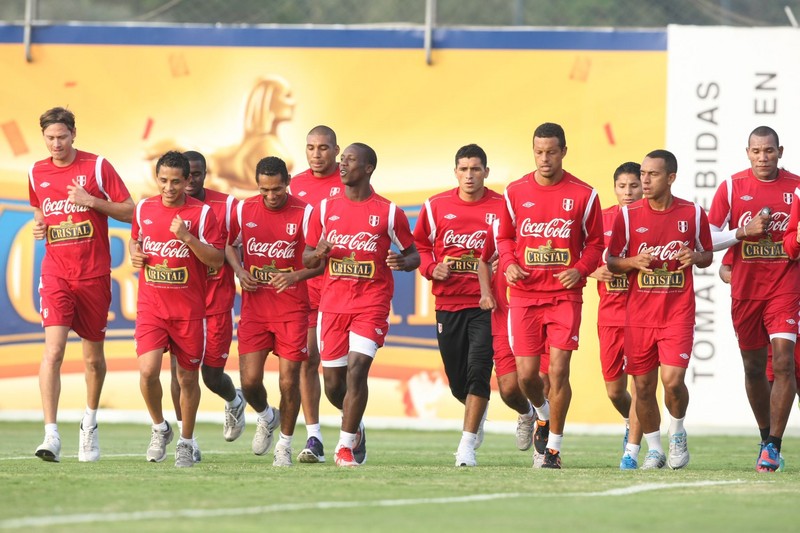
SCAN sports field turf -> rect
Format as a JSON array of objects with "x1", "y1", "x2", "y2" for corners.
[{"x1": 1, "y1": 421, "x2": 797, "y2": 532}]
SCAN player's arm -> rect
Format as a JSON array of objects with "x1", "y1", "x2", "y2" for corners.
[
  {"x1": 477, "y1": 258, "x2": 496, "y2": 311},
  {"x1": 128, "y1": 238, "x2": 148, "y2": 269},
  {"x1": 269, "y1": 263, "x2": 325, "y2": 294},
  {"x1": 303, "y1": 240, "x2": 332, "y2": 269},
  {"x1": 171, "y1": 214, "x2": 224, "y2": 270},
  {"x1": 32, "y1": 207, "x2": 47, "y2": 240},
  {"x1": 588, "y1": 263, "x2": 613, "y2": 282},
  {"x1": 225, "y1": 243, "x2": 258, "y2": 292},
  {"x1": 387, "y1": 243, "x2": 420, "y2": 272},
  {"x1": 67, "y1": 180, "x2": 135, "y2": 223}
]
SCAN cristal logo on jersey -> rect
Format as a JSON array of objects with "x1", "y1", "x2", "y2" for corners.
[
  {"x1": 741, "y1": 235, "x2": 788, "y2": 260},
  {"x1": 144, "y1": 259, "x2": 188, "y2": 284},
  {"x1": 524, "y1": 240, "x2": 571, "y2": 266},
  {"x1": 142, "y1": 236, "x2": 190, "y2": 258},
  {"x1": 41, "y1": 197, "x2": 90, "y2": 217},
  {"x1": 75, "y1": 175, "x2": 87, "y2": 187},
  {"x1": 637, "y1": 240, "x2": 687, "y2": 261},
  {"x1": 369, "y1": 215, "x2": 380, "y2": 227},
  {"x1": 519, "y1": 217, "x2": 573, "y2": 238},
  {"x1": 443, "y1": 250, "x2": 479, "y2": 273},
  {"x1": 442, "y1": 229, "x2": 486, "y2": 250},
  {"x1": 638, "y1": 262, "x2": 685, "y2": 289},
  {"x1": 250, "y1": 260, "x2": 294, "y2": 283},
  {"x1": 47, "y1": 215, "x2": 94, "y2": 244},
  {"x1": 329, "y1": 252, "x2": 375, "y2": 279},
  {"x1": 562, "y1": 198, "x2": 574, "y2": 211},
  {"x1": 605, "y1": 274, "x2": 629, "y2": 293},
  {"x1": 286, "y1": 223, "x2": 297, "y2": 236},
  {"x1": 246, "y1": 237, "x2": 297, "y2": 259},
  {"x1": 327, "y1": 230, "x2": 379, "y2": 252},
  {"x1": 677, "y1": 220, "x2": 688, "y2": 233}
]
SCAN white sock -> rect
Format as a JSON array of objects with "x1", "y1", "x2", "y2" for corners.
[
  {"x1": 258, "y1": 406, "x2": 273, "y2": 423},
  {"x1": 533, "y1": 400, "x2": 550, "y2": 421},
  {"x1": 178, "y1": 436, "x2": 192, "y2": 446},
  {"x1": 459, "y1": 431, "x2": 478, "y2": 451},
  {"x1": 177, "y1": 420, "x2": 183, "y2": 433},
  {"x1": 82, "y1": 407, "x2": 97, "y2": 428},
  {"x1": 278, "y1": 433, "x2": 293, "y2": 449},
  {"x1": 625, "y1": 443, "x2": 641, "y2": 458},
  {"x1": 225, "y1": 392, "x2": 242, "y2": 409},
  {"x1": 548, "y1": 433, "x2": 563, "y2": 452},
  {"x1": 669, "y1": 416, "x2": 685, "y2": 436},
  {"x1": 644, "y1": 430, "x2": 663, "y2": 454},
  {"x1": 153, "y1": 420, "x2": 169, "y2": 432},
  {"x1": 44, "y1": 423, "x2": 59, "y2": 438},
  {"x1": 520, "y1": 402, "x2": 534, "y2": 420},
  {"x1": 306, "y1": 423, "x2": 322, "y2": 441},
  {"x1": 338, "y1": 430, "x2": 357, "y2": 449},
  {"x1": 624, "y1": 417, "x2": 630, "y2": 429}
]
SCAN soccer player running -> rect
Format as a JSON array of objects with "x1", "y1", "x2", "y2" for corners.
[
  {"x1": 226, "y1": 156, "x2": 322, "y2": 466},
  {"x1": 167, "y1": 151, "x2": 244, "y2": 462},
  {"x1": 129, "y1": 151, "x2": 225, "y2": 468},
  {"x1": 414, "y1": 144, "x2": 507, "y2": 466},
  {"x1": 287, "y1": 125, "x2": 341, "y2": 463},
  {"x1": 588, "y1": 162, "x2": 643, "y2": 469},
  {"x1": 710, "y1": 126, "x2": 800, "y2": 472},
  {"x1": 496, "y1": 122, "x2": 604, "y2": 468},
  {"x1": 29, "y1": 107, "x2": 134, "y2": 463},
  {"x1": 607, "y1": 150, "x2": 713, "y2": 470},
  {"x1": 303, "y1": 143, "x2": 420, "y2": 467}
]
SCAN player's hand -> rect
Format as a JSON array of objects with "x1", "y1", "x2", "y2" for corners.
[
  {"x1": 589, "y1": 264, "x2": 613, "y2": 282},
  {"x1": 130, "y1": 242, "x2": 148, "y2": 268},
  {"x1": 431, "y1": 261, "x2": 453, "y2": 280},
  {"x1": 170, "y1": 215, "x2": 190, "y2": 242},
  {"x1": 631, "y1": 248, "x2": 655, "y2": 273},
  {"x1": 314, "y1": 239, "x2": 333, "y2": 259},
  {"x1": 746, "y1": 210, "x2": 770, "y2": 237},
  {"x1": 491, "y1": 257, "x2": 499, "y2": 275},
  {"x1": 504, "y1": 263, "x2": 530, "y2": 285},
  {"x1": 32, "y1": 218, "x2": 47, "y2": 240},
  {"x1": 555, "y1": 268, "x2": 582, "y2": 289},
  {"x1": 479, "y1": 294, "x2": 496, "y2": 311},
  {"x1": 386, "y1": 250, "x2": 408, "y2": 271},
  {"x1": 269, "y1": 271, "x2": 294, "y2": 293},
  {"x1": 677, "y1": 243, "x2": 697, "y2": 270},
  {"x1": 719, "y1": 264, "x2": 732, "y2": 284},
  {"x1": 236, "y1": 269, "x2": 258, "y2": 292},
  {"x1": 67, "y1": 179, "x2": 94, "y2": 208}
]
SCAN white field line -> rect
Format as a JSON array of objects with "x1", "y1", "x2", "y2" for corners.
[
  {"x1": 0, "y1": 451, "x2": 239, "y2": 461},
  {"x1": 0, "y1": 480, "x2": 743, "y2": 530}
]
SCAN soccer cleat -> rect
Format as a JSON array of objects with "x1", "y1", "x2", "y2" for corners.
[
  {"x1": 757, "y1": 443, "x2": 781, "y2": 472},
  {"x1": 174, "y1": 441, "x2": 195, "y2": 468},
  {"x1": 146, "y1": 422, "x2": 174, "y2": 463},
  {"x1": 622, "y1": 424, "x2": 630, "y2": 453},
  {"x1": 252, "y1": 408, "x2": 280, "y2": 455},
  {"x1": 541, "y1": 448, "x2": 562, "y2": 469},
  {"x1": 335, "y1": 446, "x2": 359, "y2": 467},
  {"x1": 533, "y1": 419, "x2": 550, "y2": 455},
  {"x1": 192, "y1": 440, "x2": 202, "y2": 463},
  {"x1": 532, "y1": 451, "x2": 544, "y2": 468},
  {"x1": 455, "y1": 447, "x2": 477, "y2": 467},
  {"x1": 668, "y1": 431, "x2": 690, "y2": 470},
  {"x1": 619, "y1": 453, "x2": 638, "y2": 470},
  {"x1": 353, "y1": 422, "x2": 367, "y2": 465},
  {"x1": 297, "y1": 436, "x2": 326, "y2": 463},
  {"x1": 35, "y1": 434, "x2": 61, "y2": 463},
  {"x1": 78, "y1": 423, "x2": 100, "y2": 462},
  {"x1": 641, "y1": 450, "x2": 666, "y2": 469},
  {"x1": 273, "y1": 444, "x2": 293, "y2": 467},
  {"x1": 223, "y1": 389, "x2": 246, "y2": 442},
  {"x1": 515, "y1": 412, "x2": 536, "y2": 451}
]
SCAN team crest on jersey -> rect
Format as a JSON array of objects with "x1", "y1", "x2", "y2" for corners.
[
  {"x1": 75, "y1": 175, "x2": 87, "y2": 187},
  {"x1": 785, "y1": 193, "x2": 793, "y2": 205},
  {"x1": 562, "y1": 199, "x2": 574, "y2": 211},
  {"x1": 330, "y1": 187, "x2": 341, "y2": 196},
  {"x1": 369, "y1": 215, "x2": 380, "y2": 227},
  {"x1": 183, "y1": 220, "x2": 192, "y2": 231},
  {"x1": 486, "y1": 213, "x2": 497, "y2": 224},
  {"x1": 286, "y1": 223, "x2": 297, "y2": 235},
  {"x1": 677, "y1": 220, "x2": 688, "y2": 233}
]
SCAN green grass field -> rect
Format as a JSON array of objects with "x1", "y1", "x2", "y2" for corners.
[{"x1": 1, "y1": 421, "x2": 798, "y2": 532}]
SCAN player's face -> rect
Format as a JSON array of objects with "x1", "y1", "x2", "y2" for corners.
[
  {"x1": 614, "y1": 173, "x2": 642, "y2": 206},
  {"x1": 454, "y1": 157, "x2": 489, "y2": 197},
  {"x1": 640, "y1": 157, "x2": 674, "y2": 202},
  {"x1": 257, "y1": 173, "x2": 289, "y2": 211},
  {"x1": 747, "y1": 133, "x2": 783, "y2": 181},
  {"x1": 157, "y1": 166, "x2": 188, "y2": 207},
  {"x1": 185, "y1": 159, "x2": 206, "y2": 199},
  {"x1": 42, "y1": 123, "x2": 76, "y2": 166},
  {"x1": 306, "y1": 134, "x2": 339, "y2": 176},
  {"x1": 339, "y1": 146, "x2": 371, "y2": 187},
  {"x1": 532, "y1": 136, "x2": 566, "y2": 179}
]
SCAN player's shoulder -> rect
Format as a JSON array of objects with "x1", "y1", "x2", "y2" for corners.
[
  {"x1": 672, "y1": 196, "x2": 699, "y2": 210},
  {"x1": 563, "y1": 171, "x2": 596, "y2": 193},
  {"x1": 602, "y1": 204, "x2": 620, "y2": 216},
  {"x1": 483, "y1": 187, "x2": 504, "y2": 201},
  {"x1": 292, "y1": 168, "x2": 313, "y2": 180},
  {"x1": 74, "y1": 149, "x2": 100, "y2": 163},
  {"x1": 779, "y1": 168, "x2": 800, "y2": 182},
  {"x1": 286, "y1": 194, "x2": 310, "y2": 210},
  {"x1": 506, "y1": 172, "x2": 533, "y2": 191},
  {"x1": 202, "y1": 188, "x2": 233, "y2": 203},
  {"x1": 427, "y1": 188, "x2": 456, "y2": 203}
]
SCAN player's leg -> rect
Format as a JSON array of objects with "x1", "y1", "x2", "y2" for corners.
[
  {"x1": 273, "y1": 356, "x2": 302, "y2": 466},
  {"x1": 35, "y1": 325, "x2": 70, "y2": 461},
  {"x1": 174, "y1": 362, "x2": 201, "y2": 467},
  {"x1": 240, "y1": 348, "x2": 278, "y2": 456},
  {"x1": 169, "y1": 354, "x2": 182, "y2": 422},
  {"x1": 138, "y1": 348, "x2": 174, "y2": 463}
]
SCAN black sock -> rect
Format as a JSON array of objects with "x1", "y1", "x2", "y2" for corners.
[
  {"x1": 759, "y1": 427, "x2": 770, "y2": 443},
  {"x1": 766, "y1": 435, "x2": 782, "y2": 452}
]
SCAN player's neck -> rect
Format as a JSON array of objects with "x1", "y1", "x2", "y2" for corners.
[
  {"x1": 345, "y1": 182, "x2": 373, "y2": 202},
  {"x1": 313, "y1": 164, "x2": 338, "y2": 178},
  {"x1": 51, "y1": 148, "x2": 78, "y2": 168},
  {"x1": 458, "y1": 187, "x2": 486, "y2": 203},
  {"x1": 190, "y1": 189, "x2": 206, "y2": 202},
  {"x1": 533, "y1": 169, "x2": 564, "y2": 186},
  {"x1": 647, "y1": 193, "x2": 673, "y2": 211}
]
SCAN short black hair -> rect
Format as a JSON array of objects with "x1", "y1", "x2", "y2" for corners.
[
  {"x1": 614, "y1": 162, "x2": 641, "y2": 182},
  {"x1": 454, "y1": 144, "x2": 487, "y2": 168},
  {"x1": 308, "y1": 125, "x2": 337, "y2": 145},
  {"x1": 533, "y1": 122, "x2": 566, "y2": 149},
  {"x1": 351, "y1": 142, "x2": 377, "y2": 170},
  {"x1": 645, "y1": 149, "x2": 677, "y2": 175},
  {"x1": 156, "y1": 150, "x2": 189, "y2": 178},
  {"x1": 182, "y1": 150, "x2": 207, "y2": 173},
  {"x1": 749, "y1": 126, "x2": 779, "y2": 147},
  {"x1": 255, "y1": 156, "x2": 289, "y2": 184}
]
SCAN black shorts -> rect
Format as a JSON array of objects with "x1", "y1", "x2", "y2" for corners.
[{"x1": 435, "y1": 308, "x2": 493, "y2": 401}]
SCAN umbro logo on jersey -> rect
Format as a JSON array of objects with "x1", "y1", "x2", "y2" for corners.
[
  {"x1": 604, "y1": 230, "x2": 612, "y2": 237},
  {"x1": 788, "y1": 319, "x2": 797, "y2": 325},
  {"x1": 143, "y1": 219, "x2": 153, "y2": 225},
  {"x1": 297, "y1": 191, "x2": 307, "y2": 196},
  {"x1": 40, "y1": 181, "x2": 50, "y2": 188},
  {"x1": 740, "y1": 195, "x2": 753, "y2": 201},
  {"x1": 636, "y1": 227, "x2": 648, "y2": 233},
  {"x1": 329, "y1": 215, "x2": 340, "y2": 221},
  {"x1": 679, "y1": 353, "x2": 690, "y2": 360},
  {"x1": 523, "y1": 202, "x2": 535, "y2": 208},
  {"x1": 444, "y1": 214, "x2": 457, "y2": 220},
  {"x1": 571, "y1": 335, "x2": 579, "y2": 342},
  {"x1": 375, "y1": 328, "x2": 384, "y2": 335},
  {"x1": 246, "y1": 222, "x2": 257, "y2": 228}
]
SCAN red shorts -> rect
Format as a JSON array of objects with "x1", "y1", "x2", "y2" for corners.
[
  {"x1": 732, "y1": 294, "x2": 799, "y2": 350},
  {"x1": 203, "y1": 310, "x2": 233, "y2": 368},
  {"x1": 598, "y1": 325, "x2": 626, "y2": 381},
  {"x1": 38, "y1": 274, "x2": 110, "y2": 342},
  {"x1": 766, "y1": 344, "x2": 800, "y2": 386},
  {"x1": 135, "y1": 316, "x2": 205, "y2": 370},
  {"x1": 237, "y1": 316, "x2": 309, "y2": 361},
  {"x1": 508, "y1": 299, "x2": 581, "y2": 357},
  {"x1": 318, "y1": 310, "x2": 388, "y2": 361},
  {"x1": 624, "y1": 325, "x2": 694, "y2": 375},
  {"x1": 307, "y1": 284, "x2": 321, "y2": 328},
  {"x1": 538, "y1": 343, "x2": 551, "y2": 375},
  {"x1": 493, "y1": 333, "x2": 516, "y2": 377}
]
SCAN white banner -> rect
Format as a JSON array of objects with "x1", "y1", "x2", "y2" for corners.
[{"x1": 667, "y1": 25, "x2": 800, "y2": 429}]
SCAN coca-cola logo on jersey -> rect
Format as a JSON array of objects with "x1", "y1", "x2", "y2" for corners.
[
  {"x1": 442, "y1": 229, "x2": 486, "y2": 250},
  {"x1": 637, "y1": 240, "x2": 688, "y2": 261},
  {"x1": 737, "y1": 211, "x2": 789, "y2": 233},
  {"x1": 246, "y1": 237, "x2": 297, "y2": 259},
  {"x1": 41, "y1": 197, "x2": 90, "y2": 217},
  {"x1": 519, "y1": 218, "x2": 573, "y2": 238},
  {"x1": 142, "y1": 236, "x2": 190, "y2": 258},
  {"x1": 327, "y1": 230, "x2": 379, "y2": 252}
]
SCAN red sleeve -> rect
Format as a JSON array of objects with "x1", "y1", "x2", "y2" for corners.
[
  {"x1": 131, "y1": 200, "x2": 142, "y2": 240},
  {"x1": 28, "y1": 170, "x2": 40, "y2": 208},
  {"x1": 783, "y1": 188, "x2": 800, "y2": 259},
  {"x1": 497, "y1": 192, "x2": 517, "y2": 274},
  {"x1": 99, "y1": 158, "x2": 131, "y2": 203},
  {"x1": 200, "y1": 207, "x2": 224, "y2": 249},
  {"x1": 572, "y1": 194, "x2": 604, "y2": 277},
  {"x1": 607, "y1": 208, "x2": 628, "y2": 258},
  {"x1": 412, "y1": 202, "x2": 436, "y2": 280},
  {"x1": 707, "y1": 179, "x2": 731, "y2": 229},
  {"x1": 305, "y1": 203, "x2": 322, "y2": 248},
  {"x1": 481, "y1": 221, "x2": 497, "y2": 262},
  {"x1": 697, "y1": 208, "x2": 713, "y2": 252},
  {"x1": 393, "y1": 206, "x2": 415, "y2": 251},
  {"x1": 228, "y1": 202, "x2": 242, "y2": 246}
]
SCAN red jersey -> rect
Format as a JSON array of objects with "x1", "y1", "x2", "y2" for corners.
[
  {"x1": 497, "y1": 171, "x2": 604, "y2": 300},
  {"x1": 132, "y1": 195, "x2": 224, "y2": 320},
  {"x1": 201, "y1": 188, "x2": 238, "y2": 315},
  {"x1": 607, "y1": 197, "x2": 713, "y2": 327},
  {"x1": 229, "y1": 194, "x2": 312, "y2": 322},
  {"x1": 289, "y1": 166, "x2": 342, "y2": 297},
  {"x1": 28, "y1": 149, "x2": 131, "y2": 280},
  {"x1": 414, "y1": 187, "x2": 504, "y2": 311},
  {"x1": 481, "y1": 219, "x2": 509, "y2": 332},
  {"x1": 306, "y1": 191, "x2": 415, "y2": 314},
  {"x1": 597, "y1": 204, "x2": 629, "y2": 327},
  {"x1": 709, "y1": 168, "x2": 800, "y2": 300}
]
